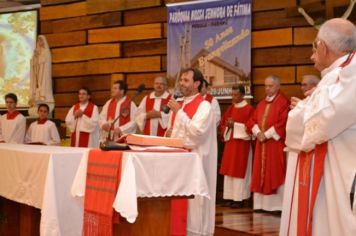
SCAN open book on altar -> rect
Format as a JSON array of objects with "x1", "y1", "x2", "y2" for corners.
[{"x1": 126, "y1": 134, "x2": 184, "y2": 148}]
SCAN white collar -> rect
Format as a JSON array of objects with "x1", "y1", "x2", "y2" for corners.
[
  {"x1": 321, "y1": 54, "x2": 349, "y2": 77},
  {"x1": 234, "y1": 100, "x2": 247, "y2": 108},
  {"x1": 265, "y1": 93, "x2": 277, "y2": 102}
]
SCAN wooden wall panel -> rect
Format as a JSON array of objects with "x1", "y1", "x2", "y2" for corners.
[
  {"x1": 41, "y1": 12, "x2": 122, "y2": 34},
  {"x1": 53, "y1": 56, "x2": 161, "y2": 77},
  {"x1": 40, "y1": 2, "x2": 86, "y2": 20},
  {"x1": 124, "y1": 7, "x2": 167, "y2": 26},
  {"x1": 253, "y1": 10, "x2": 308, "y2": 30},
  {"x1": 54, "y1": 91, "x2": 110, "y2": 107},
  {"x1": 253, "y1": 0, "x2": 296, "y2": 12},
  {"x1": 253, "y1": 47, "x2": 312, "y2": 66},
  {"x1": 88, "y1": 23, "x2": 162, "y2": 43},
  {"x1": 87, "y1": 0, "x2": 161, "y2": 14},
  {"x1": 52, "y1": 44, "x2": 121, "y2": 63},
  {"x1": 126, "y1": 72, "x2": 167, "y2": 89},
  {"x1": 111, "y1": 74, "x2": 125, "y2": 85},
  {"x1": 296, "y1": 65, "x2": 320, "y2": 82},
  {"x1": 45, "y1": 31, "x2": 86, "y2": 48},
  {"x1": 252, "y1": 67, "x2": 296, "y2": 85},
  {"x1": 252, "y1": 28, "x2": 293, "y2": 48},
  {"x1": 41, "y1": 0, "x2": 81, "y2": 6},
  {"x1": 54, "y1": 75, "x2": 112, "y2": 93},
  {"x1": 294, "y1": 27, "x2": 318, "y2": 45},
  {"x1": 123, "y1": 39, "x2": 166, "y2": 57}
]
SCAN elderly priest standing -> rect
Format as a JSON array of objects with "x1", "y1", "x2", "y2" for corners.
[
  {"x1": 280, "y1": 18, "x2": 356, "y2": 236},
  {"x1": 248, "y1": 75, "x2": 289, "y2": 211},
  {"x1": 166, "y1": 68, "x2": 217, "y2": 236}
]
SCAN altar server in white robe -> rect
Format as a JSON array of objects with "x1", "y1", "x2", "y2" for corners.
[
  {"x1": 167, "y1": 68, "x2": 217, "y2": 236},
  {"x1": 100, "y1": 80, "x2": 137, "y2": 141},
  {"x1": 26, "y1": 104, "x2": 60, "y2": 145},
  {"x1": 135, "y1": 76, "x2": 171, "y2": 136},
  {"x1": 0, "y1": 93, "x2": 26, "y2": 143},
  {"x1": 65, "y1": 87, "x2": 99, "y2": 147},
  {"x1": 280, "y1": 18, "x2": 356, "y2": 236}
]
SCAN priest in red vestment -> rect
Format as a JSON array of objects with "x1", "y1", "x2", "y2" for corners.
[
  {"x1": 135, "y1": 76, "x2": 171, "y2": 136},
  {"x1": 248, "y1": 75, "x2": 289, "y2": 211},
  {"x1": 166, "y1": 68, "x2": 217, "y2": 236},
  {"x1": 219, "y1": 84, "x2": 254, "y2": 208},
  {"x1": 99, "y1": 80, "x2": 137, "y2": 142}
]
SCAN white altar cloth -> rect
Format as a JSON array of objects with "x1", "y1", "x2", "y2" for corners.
[
  {"x1": 0, "y1": 143, "x2": 88, "y2": 236},
  {"x1": 71, "y1": 151, "x2": 210, "y2": 223}
]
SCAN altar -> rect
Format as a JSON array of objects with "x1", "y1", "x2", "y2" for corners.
[{"x1": 0, "y1": 144, "x2": 209, "y2": 235}]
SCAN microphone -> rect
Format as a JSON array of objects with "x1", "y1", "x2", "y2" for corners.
[
  {"x1": 100, "y1": 84, "x2": 145, "y2": 150},
  {"x1": 162, "y1": 93, "x2": 180, "y2": 114}
]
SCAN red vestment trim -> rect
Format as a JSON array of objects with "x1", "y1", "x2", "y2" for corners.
[
  {"x1": 107, "y1": 97, "x2": 131, "y2": 128},
  {"x1": 170, "y1": 94, "x2": 204, "y2": 236},
  {"x1": 37, "y1": 119, "x2": 48, "y2": 124},
  {"x1": 70, "y1": 102, "x2": 94, "y2": 147},
  {"x1": 143, "y1": 94, "x2": 171, "y2": 136},
  {"x1": 204, "y1": 94, "x2": 213, "y2": 103},
  {"x1": 296, "y1": 142, "x2": 327, "y2": 236},
  {"x1": 6, "y1": 111, "x2": 19, "y2": 120},
  {"x1": 83, "y1": 150, "x2": 122, "y2": 236}
]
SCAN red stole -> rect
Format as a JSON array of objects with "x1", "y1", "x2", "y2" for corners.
[
  {"x1": 83, "y1": 150, "x2": 122, "y2": 236},
  {"x1": 219, "y1": 104, "x2": 254, "y2": 178},
  {"x1": 204, "y1": 94, "x2": 213, "y2": 103},
  {"x1": 107, "y1": 97, "x2": 131, "y2": 127},
  {"x1": 6, "y1": 111, "x2": 19, "y2": 120},
  {"x1": 295, "y1": 143, "x2": 327, "y2": 236},
  {"x1": 70, "y1": 102, "x2": 94, "y2": 147},
  {"x1": 170, "y1": 94, "x2": 204, "y2": 236},
  {"x1": 143, "y1": 94, "x2": 171, "y2": 136},
  {"x1": 250, "y1": 92, "x2": 289, "y2": 194},
  {"x1": 37, "y1": 119, "x2": 47, "y2": 124}
]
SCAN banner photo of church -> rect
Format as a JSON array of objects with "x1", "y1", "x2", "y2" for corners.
[{"x1": 167, "y1": 0, "x2": 252, "y2": 99}]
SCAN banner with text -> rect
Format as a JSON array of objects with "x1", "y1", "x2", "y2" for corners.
[{"x1": 167, "y1": 0, "x2": 252, "y2": 99}]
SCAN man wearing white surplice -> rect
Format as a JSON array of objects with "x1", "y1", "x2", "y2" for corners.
[
  {"x1": 280, "y1": 18, "x2": 356, "y2": 236},
  {"x1": 166, "y1": 68, "x2": 217, "y2": 236},
  {"x1": 135, "y1": 76, "x2": 171, "y2": 136}
]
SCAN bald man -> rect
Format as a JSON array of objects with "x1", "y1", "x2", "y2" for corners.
[{"x1": 281, "y1": 18, "x2": 356, "y2": 236}]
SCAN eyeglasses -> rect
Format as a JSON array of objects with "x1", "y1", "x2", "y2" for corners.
[{"x1": 312, "y1": 39, "x2": 321, "y2": 51}]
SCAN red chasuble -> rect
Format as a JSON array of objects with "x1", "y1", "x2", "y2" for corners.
[
  {"x1": 107, "y1": 97, "x2": 131, "y2": 127},
  {"x1": 70, "y1": 102, "x2": 94, "y2": 147},
  {"x1": 219, "y1": 103, "x2": 254, "y2": 178},
  {"x1": 249, "y1": 92, "x2": 289, "y2": 195},
  {"x1": 171, "y1": 94, "x2": 204, "y2": 236},
  {"x1": 83, "y1": 150, "x2": 122, "y2": 236},
  {"x1": 143, "y1": 94, "x2": 171, "y2": 136}
]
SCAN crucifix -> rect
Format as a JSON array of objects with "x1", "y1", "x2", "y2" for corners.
[{"x1": 298, "y1": 0, "x2": 356, "y2": 29}]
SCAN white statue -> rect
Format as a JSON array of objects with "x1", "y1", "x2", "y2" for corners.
[
  {"x1": 298, "y1": 0, "x2": 356, "y2": 29},
  {"x1": 28, "y1": 35, "x2": 55, "y2": 117}
]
